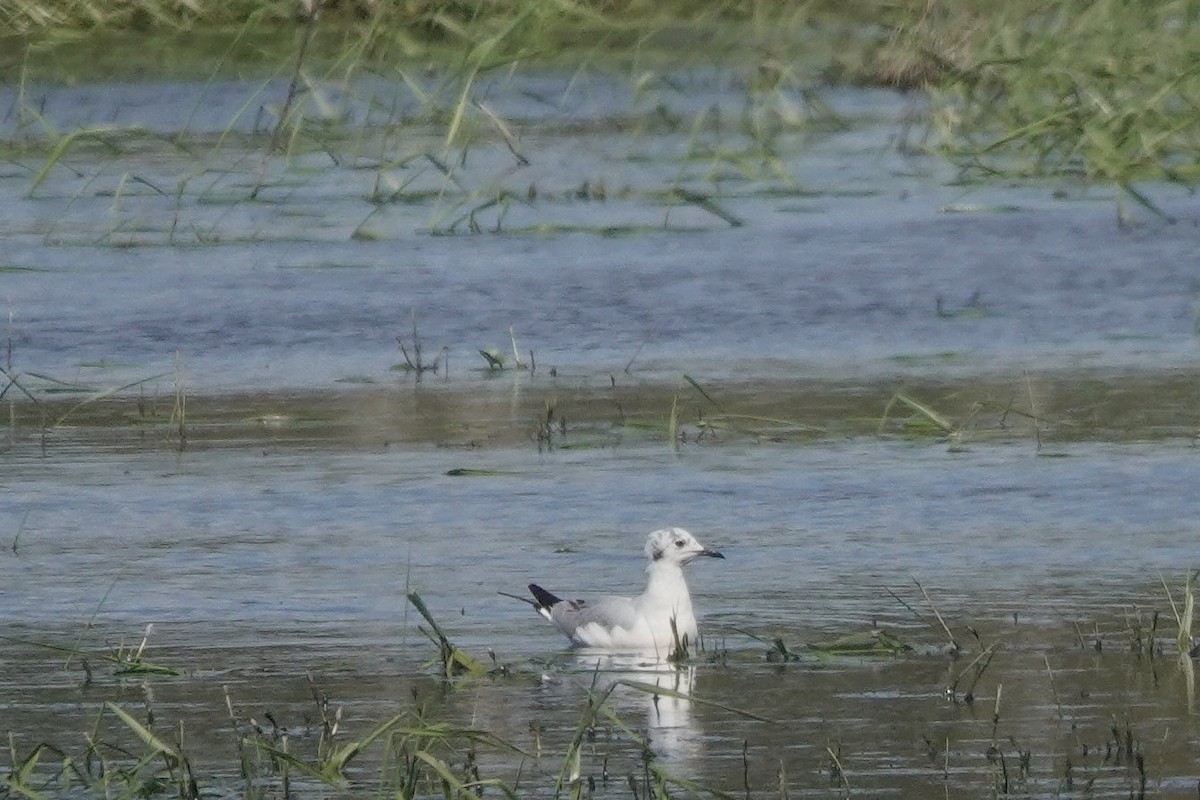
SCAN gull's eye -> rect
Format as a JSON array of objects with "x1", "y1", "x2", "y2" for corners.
[{"x1": 675, "y1": 539, "x2": 685, "y2": 548}]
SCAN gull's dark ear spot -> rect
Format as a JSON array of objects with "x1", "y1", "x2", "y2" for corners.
[{"x1": 652, "y1": 546, "x2": 664, "y2": 561}]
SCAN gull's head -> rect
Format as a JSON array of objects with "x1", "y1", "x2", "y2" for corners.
[{"x1": 644, "y1": 527, "x2": 724, "y2": 567}]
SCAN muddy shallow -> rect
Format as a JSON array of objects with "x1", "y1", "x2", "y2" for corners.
[
  {"x1": 4, "y1": 432, "x2": 1200, "y2": 796},
  {"x1": 3, "y1": 57, "x2": 1200, "y2": 799}
]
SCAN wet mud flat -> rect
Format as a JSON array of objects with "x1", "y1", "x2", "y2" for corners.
[{"x1": 4, "y1": 364, "x2": 1200, "y2": 455}]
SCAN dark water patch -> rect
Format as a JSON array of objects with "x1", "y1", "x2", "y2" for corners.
[{"x1": 4, "y1": 609, "x2": 1200, "y2": 798}]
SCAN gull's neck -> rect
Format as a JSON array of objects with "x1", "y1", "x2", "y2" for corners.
[
  {"x1": 642, "y1": 560, "x2": 691, "y2": 604},
  {"x1": 640, "y1": 559, "x2": 698, "y2": 648}
]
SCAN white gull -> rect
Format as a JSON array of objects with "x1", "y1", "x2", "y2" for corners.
[{"x1": 521, "y1": 528, "x2": 724, "y2": 653}]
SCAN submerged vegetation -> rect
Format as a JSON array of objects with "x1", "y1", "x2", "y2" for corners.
[
  {"x1": 6, "y1": 575, "x2": 1200, "y2": 798},
  {"x1": 5, "y1": 366, "x2": 1200, "y2": 452},
  {"x1": 4, "y1": 8, "x2": 1200, "y2": 799},
  {"x1": 896, "y1": 0, "x2": 1200, "y2": 217},
  {"x1": 2, "y1": 0, "x2": 1198, "y2": 224}
]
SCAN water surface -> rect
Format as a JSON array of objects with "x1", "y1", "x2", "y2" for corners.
[
  {"x1": 4, "y1": 437, "x2": 1200, "y2": 796},
  {"x1": 1, "y1": 75, "x2": 1198, "y2": 393},
  {"x1": 3, "y1": 59, "x2": 1200, "y2": 799}
]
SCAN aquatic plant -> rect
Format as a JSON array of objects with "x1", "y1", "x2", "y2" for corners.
[
  {"x1": 8, "y1": 0, "x2": 1198, "y2": 236},
  {"x1": 395, "y1": 311, "x2": 448, "y2": 376},
  {"x1": 2, "y1": 623, "x2": 181, "y2": 680},
  {"x1": 1161, "y1": 568, "x2": 1200, "y2": 657},
  {"x1": 0, "y1": 0, "x2": 840, "y2": 241},
  {"x1": 533, "y1": 399, "x2": 562, "y2": 451},
  {"x1": 3, "y1": 679, "x2": 534, "y2": 798},
  {"x1": 878, "y1": 391, "x2": 972, "y2": 443},
  {"x1": 892, "y1": 0, "x2": 1200, "y2": 217},
  {"x1": 406, "y1": 591, "x2": 490, "y2": 677},
  {"x1": 10, "y1": 582, "x2": 1200, "y2": 800},
  {"x1": 808, "y1": 628, "x2": 912, "y2": 658},
  {"x1": 109, "y1": 624, "x2": 183, "y2": 677},
  {"x1": 0, "y1": 700, "x2": 200, "y2": 797},
  {"x1": 479, "y1": 347, "x2": 507, "y2": 370}
]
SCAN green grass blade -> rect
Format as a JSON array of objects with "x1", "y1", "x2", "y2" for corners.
[
  {"x1": 682, "y1": 374, "x2": 722, "y2": 410},
  {"x1": 53, "y1": 372, "x2": 171, "y2": 427},
  {"x1": 104, "y1": 703, "x2": 178, "y2": 761},
  {"x1": 250, "y1": 741, "x2": 335, "y2": 785},
  {"x1": 324, "y1": 712, "x2": 408, "y2": 774},
  {"x1": 26, "y1": 126, "x2": 122, "y2": 197},
  {"x1": 615, "y1": 680, "x2": 779, "y2": 723}
]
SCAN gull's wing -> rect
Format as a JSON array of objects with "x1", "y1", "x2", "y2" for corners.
[{"x1": 549, "y1": 594, "x2": 641, "y2": 646}]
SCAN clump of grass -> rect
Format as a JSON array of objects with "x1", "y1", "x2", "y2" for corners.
[
  {"x1": 667, "y1": 614, "x2": 690, "y2": 662},
  {"x1": 3, "y1": 699, "x2": 200, "y2": 798},
  {"x1": 2, "y1": 623, "x2": 181, "y2": 680},
  {"x1": 110, "y1": 623, "x2": 182, "y2": 676},
  {"x1": 394, "y1": 312, "x2": 448, "y2": 377},
  {"x1": 479, "y1": 328, "x2": 534, "y2": 372},
  {"x1": 406, "y1": 591, "x2": 489, "y2": 678},
  {"x1": 878, "y1": 391, "x2": 974, "y2": 444},
  {"x1": 824, "y1": 743, "x2": 849, "y2": 792},
  {"x1": 808, "y1": 629, "x2": 912, "y2": 658},
  {"x1": 891, "y1": 0, "x2": 1200, "y2": 217},
  {"x1": 551, "y1": 673, "x2": 762, "y2": 800},
  {"x1": 533, "y1": 399, "x2": 565, "y2": 451},
  {"x1": 7, "y1": 677, "x2": 534, "y2": 798},
  {"x1": 1161, "y1": 568, "x2": 1200, "y2": 657}
]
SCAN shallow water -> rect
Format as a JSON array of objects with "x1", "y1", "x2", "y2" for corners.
[
  {"x1": 3, "y1": 56, "x2": 1200, "y2": 798},
  {"x1": 1, "y1": 72, "x2": 1199, "y2": 393},
  {"x1": 4, "y1": 437, "x2": 1200, "y2": 796}
]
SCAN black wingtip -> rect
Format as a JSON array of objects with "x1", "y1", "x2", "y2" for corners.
[{"x1": 528, "y1": 583, "x2": 562, "y2": 609}]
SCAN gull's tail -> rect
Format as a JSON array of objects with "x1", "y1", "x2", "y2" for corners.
[
  {"x1": 498, "y1": 584, "x2": 562, "y2": 622},
  {"x1": 527, "y1": 583, "x2": 562, "y2": 621}
]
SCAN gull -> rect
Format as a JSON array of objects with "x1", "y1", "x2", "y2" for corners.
[{"x1": 513, "y1": 528, "x2": 724, "y2": 653}]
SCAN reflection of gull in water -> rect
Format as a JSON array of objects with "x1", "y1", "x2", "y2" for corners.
[
  {"x1": 520, "y1": 528, "x2": 724, "y2": 653},
  {"x1": 580, "y1": 654, "x2": 702, "y2": 775}
]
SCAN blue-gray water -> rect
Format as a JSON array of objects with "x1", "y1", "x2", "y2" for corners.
[
  {"x1": 3, "y1": 64, "x2": 1200, "y2": 799},
  {"x1": 4, "y1": 439, "x2": 1200, "y2": 636},
  {"x1": 1, "y1": 78, "x2": 1198, "y2": 393},
  {"x1": 4, "y1": 437, "x2": 1200, "y2": 797}
]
